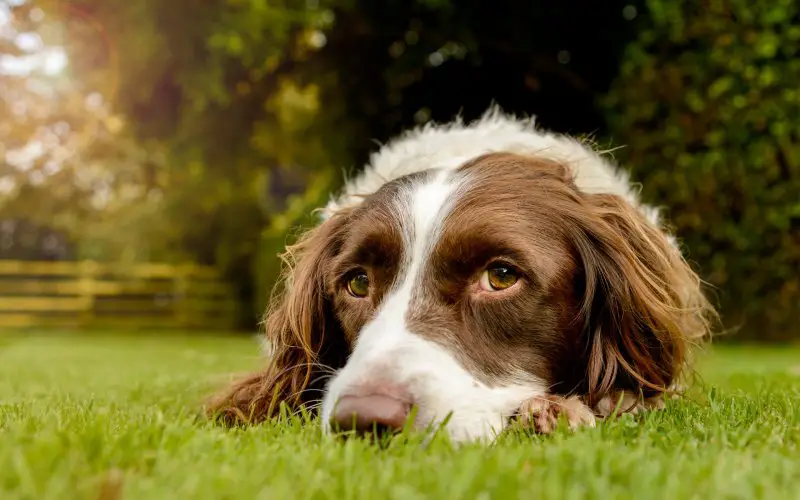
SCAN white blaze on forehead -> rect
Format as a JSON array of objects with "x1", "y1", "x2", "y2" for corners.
[
  {"x1": 352, "y1": 168, "x2": 461, "y2": 355},
  {"x1": 399, "y1": 170, "x2": 462, "y2": 308}
]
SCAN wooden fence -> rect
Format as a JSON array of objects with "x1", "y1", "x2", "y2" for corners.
[{"x1": 0, "y1": 260, "x2": 240, "y2": 330}]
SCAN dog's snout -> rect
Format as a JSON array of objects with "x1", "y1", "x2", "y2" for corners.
[{"x1": 331, "y1": 394, "x2": 410, "y2": 435}]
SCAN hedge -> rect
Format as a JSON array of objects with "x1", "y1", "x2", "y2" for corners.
[{"x1": 604, "y1": 0, "x2": 800, "y2": 341}]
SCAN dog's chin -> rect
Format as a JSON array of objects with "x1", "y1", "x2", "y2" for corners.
[
  {"x1": 420, "y1": 410, "x2": 511, "y2": 444},
  {"x1": 321, "y1": 405, "x2": 511, "y2": 444}
]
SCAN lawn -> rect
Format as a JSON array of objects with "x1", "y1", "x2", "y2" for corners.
[{"x1": 1, "y1": 333, "x2": 798, "y2": 500}]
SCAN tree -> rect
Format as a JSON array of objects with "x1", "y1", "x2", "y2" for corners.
[
  {"x1": 301, "y1": 0, "x2": 644, "y2": 167},
  {"x1": 1, "y1": 0, "x2": 149, "y2": 256},
  {"x1": 2, "y1": 0, "x2": 345, "y2": 325}
]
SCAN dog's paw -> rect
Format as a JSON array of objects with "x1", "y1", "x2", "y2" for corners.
[{"x1": 516, "y1": 395, "x2": 596, "y2": 434}]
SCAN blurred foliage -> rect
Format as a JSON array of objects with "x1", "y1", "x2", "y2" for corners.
[
  {"x1": 3, "y1": 0, "x2": 640, "y2": 326},
  {"x1": 4, "y1": 0, "x2": 797, "y2": 337},
  {"x1": 2, "y1": 0, "x2": 349, "y2": 325},
  {"x1": 1, "y1": 2, "x2": 155, "y2": 260},
  {"x1": 605, "y1": 0, "x2": 800, "y2": 340},
  {"x1": 308, "y1": 0, "x2": 642, "y2": 167},
  {"x1": 48, "y1": 0, "x2": 344, "y2": 271}
]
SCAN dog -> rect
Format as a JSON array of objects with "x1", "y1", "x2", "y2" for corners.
[{"x1": 208, "y1": 107, "x2": 714, "y2": 443}]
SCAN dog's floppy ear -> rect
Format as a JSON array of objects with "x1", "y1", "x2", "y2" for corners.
[
  {"x1": 207, "y1": 210, "x2": 352, "y2": 426},
  {"x1": 572, "y1": 192, "x2": 715, "y2": 408}
]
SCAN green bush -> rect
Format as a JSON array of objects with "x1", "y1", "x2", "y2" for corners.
[{"x1": 604, "y1": 0, "x2": 800, "y2": 341}]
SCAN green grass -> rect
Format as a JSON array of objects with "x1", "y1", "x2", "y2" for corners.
[{"x1": 1, "y1": 333, "x2": 798, "y2": 500}]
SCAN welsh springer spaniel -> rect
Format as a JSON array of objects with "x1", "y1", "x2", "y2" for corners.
[{"x1": 208, "y1": 108, "x2": 714, "y2": 443}]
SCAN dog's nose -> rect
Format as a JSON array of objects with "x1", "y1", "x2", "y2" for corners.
[{"x1": 332, "y1": 395, "x2": 410, "y2": 435}]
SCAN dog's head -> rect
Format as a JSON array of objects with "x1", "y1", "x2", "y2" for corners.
[{"x1": 209, "y1": 150, "x2": 713, "y2": 443}]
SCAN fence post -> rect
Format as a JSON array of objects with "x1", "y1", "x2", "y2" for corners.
[
  {"x1": 79, "y1": 260, "x2": 98, "y2": 327},
  {"x1": 174, "y1": 263, "x2": 191, "y2": 329}
]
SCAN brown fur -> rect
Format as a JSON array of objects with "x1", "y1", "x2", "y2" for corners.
[
  {"x1": 206, "y1": 152, "x2": 716, "y2": 428},
  {"x1": 206, "y1": 208, "x2": 354, "y2": 425},
  {"x1": 455, "y1": 154, "x2": 714, "y2": 409}
]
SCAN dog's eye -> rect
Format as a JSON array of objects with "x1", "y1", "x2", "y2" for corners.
[
  {"x1": 346, "y1": 272, "x2": 370, "y2": 298},
  {"x1": 479, "y1": 265, "x2": 519, "y2": 291}
]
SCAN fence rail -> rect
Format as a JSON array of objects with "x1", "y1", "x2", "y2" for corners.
[{"x1": 0, "y1": 260, "x2": 239, "y2": 330}]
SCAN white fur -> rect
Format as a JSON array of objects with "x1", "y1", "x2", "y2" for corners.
[
  {"x1": 323, "y1": 106, "x2": 665, "y2": 228},
  {"x1": 320, "y1": 168, "x2": 546, "y2": 443}
]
